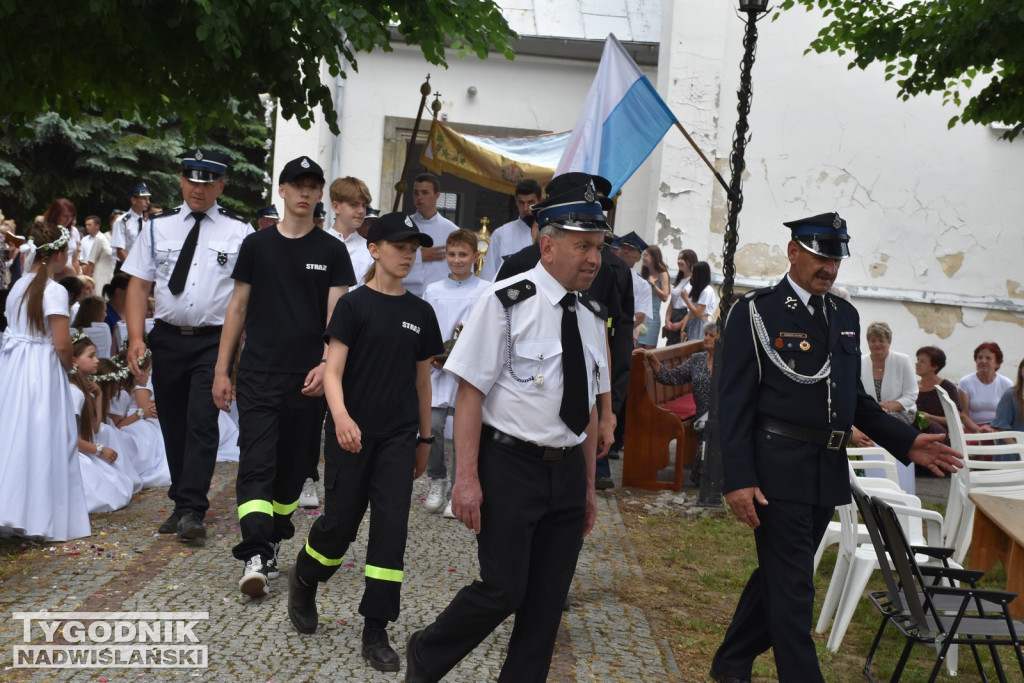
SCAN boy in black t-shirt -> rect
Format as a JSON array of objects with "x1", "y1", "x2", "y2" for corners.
[
  {"x1": 287, "y1": 212, "x2": 443, "y2": 673},
  {"x1": 213, "y1": 156, "x2": 355, "y2": 599}
]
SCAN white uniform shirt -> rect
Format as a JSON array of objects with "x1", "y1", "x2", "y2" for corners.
[
  {"x1": 445, "y1": 263, "x2": 611, "y2": 448},
  {"x1": 110, "y1": 210, "x2": 146, "y2": 258},
  {"x1": 122, "y1": 202, "x2": 252, "y2": 327},
  {"x1": 327, "y1": 227, "x2": 373, "y2": 286},
  {"x1": 631, "y1": 270, "x2": 654, "y2": 322},
  {"x1": 405, "y1": 211, "x2": 459, "y2": 297},
  {"x1": 80, "y1": 232, "x2": 94, "y2": 264},
  {"x1": 86, "y1": 231, "x2": 116, "y2": 294},
  {"x1": 423, "y1": 274, "x2": 490, "y2": 408},
  {"x1": 479, "y1": 217, "x2": 532, "y2": 281}
]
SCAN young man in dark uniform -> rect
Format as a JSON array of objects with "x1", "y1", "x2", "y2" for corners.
[
  {"x1": 405, "y1": 176, "x2": 612, "y2": 682},
  {"x1": 709, "y1": 212, "x2": 963, "y2": 683},
  {"x1": 213, "y1": 156, "x2": 355, "y2": 597},
  {"x1": 124, "y1": 149, "x2": 253, "y2": 541}
]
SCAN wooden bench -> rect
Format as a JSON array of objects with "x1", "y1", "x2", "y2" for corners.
[{"x1": 622, "y1": 340, "x2": 703, "y2": 491}]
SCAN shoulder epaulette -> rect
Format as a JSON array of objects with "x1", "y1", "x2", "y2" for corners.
[
  {"x1": 741, "y1": 282, "x2": 778, "y2": 302},
  {"x1": 494, "y1": 279, "x2": 537, "y2": 308},
  {"x1": 577, "y1": 291, "x2": 608, "y2": 319},
  {"x1": 149, "y1": 207, "x2": 181, "y2": 220},
  {"x1": 218, "y1": 207, "x2": 248, "y2": 223}
]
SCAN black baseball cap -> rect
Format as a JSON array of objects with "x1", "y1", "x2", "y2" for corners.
[
  {"x1": 366, "y1": 212, "x2": 434, "y2": 247},
  {"x1": 279, "y1": 156, "x2": 325, "y2": 185}
]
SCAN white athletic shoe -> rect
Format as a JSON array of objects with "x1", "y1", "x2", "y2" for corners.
[
  {"x1": 239, "y1": 554, "x2": 269, "y2": 598},
  {"x1": 442, "y1": 500, "x2": 455, "y2": 519},
  {"x1": 299, "y1": 478, "x2": 319, "y2": 508},
  {"x1": 424, "y1": 479, "x2": 446, "y2": 513}
]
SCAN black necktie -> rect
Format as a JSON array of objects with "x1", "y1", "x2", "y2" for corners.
[
  {"x1": 809, "y1": 294, "x2": 828, "y2": 333},
  {"x1": 168, "y1": 211, "x2": 204, "y2": 295},
  {"x1": 559, "y1": 292, "x2": 589, "y2": 436}
]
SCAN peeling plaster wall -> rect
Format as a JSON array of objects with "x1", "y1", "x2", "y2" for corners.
[{"x1": 655, "y1": 7, "x2": 1024, "y2": 376}]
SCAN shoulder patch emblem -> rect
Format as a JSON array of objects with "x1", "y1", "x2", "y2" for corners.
[
  {"x1": 784, "y1": 296, "x2": 799, "y2": 311},
  {"x1": 494, "y1": 279, "x2": 536, "y2": 308},
  {"x1": 578, "y1": 291, "x2": 608, "y2": 319},
  {"x1": 218, "y1": 207, "x2": 248, "y2": 223},
  {"x1": 149, "y1": 207, "x2": 181, "y2": 220}
]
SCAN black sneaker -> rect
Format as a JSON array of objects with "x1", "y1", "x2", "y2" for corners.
[
  {"x1": 157, "y1": 512, "x2": 180, "y2": 534},
  {"x1": 239, "y1": 554, "x2": 269, "y2": 598},
  {"x1": 361, "y1": 626, "x2": 399, "y2": 672},
  {"x1": 265, "y1": 543, "x2": 280, "y2": 580},
  {"x1": 287, "y1": 566, "x2": 318, "y2": 634}
]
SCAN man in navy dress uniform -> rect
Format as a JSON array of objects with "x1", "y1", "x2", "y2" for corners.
[{"x1": 709, "y1": 212, "x2": 963, "y2": 683}]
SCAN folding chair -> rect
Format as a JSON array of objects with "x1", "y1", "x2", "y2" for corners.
[{"x1": 865, "y1": 495, "x2": 1024, "y2": 682}]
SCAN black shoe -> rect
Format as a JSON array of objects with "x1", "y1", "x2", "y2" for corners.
[
  {"x1": 176, "y1": 513, "x2": 206, "y2": 541},
  {"x1": 287, "y1": 566, "x2": 318, "y2": 634},
  {"x1": 709, "y1": 665, "x2": 750, "y2": 683},
  {"x1": 361, "y1": 626, "x2": 399, "y2": 672},
  {"x1": 405, "y1": 630, "x2": 434, "y2": 683},
  {"x1": 595, "y1": 476, "x2": 615, "y2": 491},
  {"x1": 266, "y1": 542, "x2": 280, "y2": 580},
  {"x1": 157, "y1": 512, "x2": 180, "y2": 534},
  {"x1": 607, "y1": 449, "x2": 622, "y2": 460},
  {"x1": 239, "y1": 554, "x2": 269, "y2": 598}
]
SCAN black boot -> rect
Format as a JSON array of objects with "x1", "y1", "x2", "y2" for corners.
[{"x1": 287, "y1": 566, "x2": 318, "y2": 634}]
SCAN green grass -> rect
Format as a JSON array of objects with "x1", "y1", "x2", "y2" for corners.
[{"x1": 617, "y1": 495, "x2": 1024, "y2": 682}]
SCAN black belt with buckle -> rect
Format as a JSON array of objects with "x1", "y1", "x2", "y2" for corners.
[
  {"x1": 757, "y1": 417, "x2": 851, "y2": 451},
  {"x1": 483, "y1": 426, "x2": 575, "y2": 461},
  {"x1": 154, "y1": 319, "x2": 224, "y2": 337}
]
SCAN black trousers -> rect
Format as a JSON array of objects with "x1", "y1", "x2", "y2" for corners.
[
  {"x1": 232, "y1": 370, "x2": 326, "y2": 562},
  {"x1": 149, "y1": 324, "x2": 221, "y2": 519},
  {"x1": 412, "y1": 433, "x2": 586, "y2": 682},
  {"x1": 713, "y1": 499, "x2": 835, "y2": 682},
  {"x1": 295, "y1": 427, "x2": 416, "y2": 623}
]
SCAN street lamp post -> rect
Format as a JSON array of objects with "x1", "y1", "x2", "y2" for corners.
[{"x1": 699, "y1": 0, "x2": 770, "y2": 507}]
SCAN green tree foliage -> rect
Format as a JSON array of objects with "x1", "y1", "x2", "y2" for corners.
[
  {"x1": 0, "y1": 109, "x2": 270, "y2": 227},
  {"x1": 778, "y1": 0, "x2": 1024, "y2": 140},
  {"x1": 0, "y1": 0, "x2": 514, "y2": 137}
]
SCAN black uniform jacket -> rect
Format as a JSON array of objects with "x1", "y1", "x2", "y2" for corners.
[{"x1": 719, "y1": 277, "x2": 918, "y2": 507}]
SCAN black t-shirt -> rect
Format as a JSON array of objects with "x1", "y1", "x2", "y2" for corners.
[
  {"x1": 232, "y1": 226, "x2": 355, "y2": 373},
  {"x1": 324, "y1": 286, "x2": 443, "y2": 436}
]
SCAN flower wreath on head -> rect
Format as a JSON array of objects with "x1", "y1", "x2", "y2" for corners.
[
  {"x1": 70, "y1": 331, "x2": 90, "y2": 345},
  {"x1": 90, "y1": 357, "x2": 133, "y2": 384},
  {"x1": 20, "y1": 226, "x2": 70, "y2": 270}
]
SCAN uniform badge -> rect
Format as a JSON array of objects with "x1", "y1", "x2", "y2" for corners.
[
  {"x1": 404, "y1": 216, "x2": 414, "y2": 228},
  {"x1": 799, "y1": 340, "x2": 811, "y2": 351},
  {"x1": 583, "y1": 182, "x2": 596, "y2": 203},
  {"x1": 301, "y1": 157, "x2": 311, "y2": 168},
  {"x1": 589, "y1": 300, "x2": 600, "y2": 312},
  {"x1": 217, "y1": 251, "x2": 228, "y2": 266},
  {"x1": 507, "y1": 288, "x2": 519, "y2": 301},
  {"x1": 784, "y1": 296, "x2": 798, "y2": 311},
  {"x1": 833, "y1": 213, "x2": 842, "y2": 229},
  {"x1": 775, "y1": 338, "x2": 784, "y2": 349},
  {"x1": 195, "y1": 149, "x2": 204, "y2": 161}
]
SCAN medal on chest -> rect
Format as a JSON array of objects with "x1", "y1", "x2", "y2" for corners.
[
  {"x1": 534, "y1": 354, "x2": 545, "y2": 387},
  {"x1": 217, "y1": 251, "x2": 228, "y2": 266}
]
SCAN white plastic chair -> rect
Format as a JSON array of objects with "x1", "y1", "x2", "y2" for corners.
[
  {"x1": 83, "y1": 323, "x2": 113, "y2": 359},
  {"x1": 816, "y1": 461, "x2": 961, "y2": 659},
  {"x1": 935, "y1": 385, "x2": 1024, "y2": 564},
  {"x1": 813, "y1": 448, "x2": 904, "y2": 572}
]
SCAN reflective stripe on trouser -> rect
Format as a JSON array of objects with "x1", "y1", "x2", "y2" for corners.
[
  {"x1": 295, "y1": 428, "x2": 416, "y2": 623},
  {"x1": 232, "y1": 369, "x2": 327, "y2": 562}
]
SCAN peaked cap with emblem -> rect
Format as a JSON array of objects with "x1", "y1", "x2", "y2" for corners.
[
  {"x1": 784, "y1": 211, "x2": 850, "y2": 259},
  {"x1": 532, "y1": 173, "x2": 613, "y2": 232},
  {"x1": 126, "y1": 183, "x2": 151, "y2": 199},
  {"x1": 279, "y1": 156, "x2": 325, "y2": 184},
  {"x1": 179, "y1": 148, "x2": 230, "y2": 183},
  {"x1": 617, "y1": 231, "x2": 648, "y2": 254},
  {"x1": 366, "y1": 211, "x2": 434, "y2": 247},
  {"x1": 255, "y1": 205, "x2": 280, "y2": 220}
]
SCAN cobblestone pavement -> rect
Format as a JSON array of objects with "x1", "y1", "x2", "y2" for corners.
[{"x1": 1, "y1": 458, "x2": 677, "y2": 682}]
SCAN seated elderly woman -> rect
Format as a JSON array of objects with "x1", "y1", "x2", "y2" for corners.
[
  {"x1": 959, "y1": 341, "x2": 1014, "y2": 433},
  {"x1": 913, "y1": 345, "x2": 961, "y2": 444},
  {"x1": 634, "y1": 323, "x2": 718, "y2": 486},
  {"x1": 852, "y1": 321, "x2": 918, "y2": 491}
]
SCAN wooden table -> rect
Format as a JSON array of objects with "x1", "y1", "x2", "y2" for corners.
[{"x1": 968, "y1": 493, "x2": 1024, "y2": 619}]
